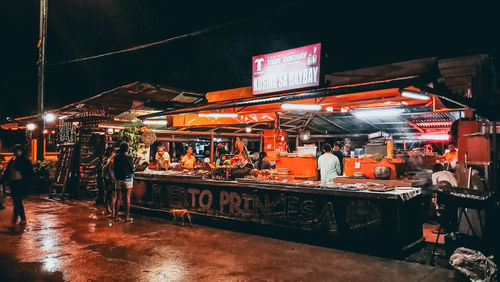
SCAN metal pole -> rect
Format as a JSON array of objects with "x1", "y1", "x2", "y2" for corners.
[
  {"x1": 491, "y1": 120, "x2": 496, "y2": 191},
  {"x1": 210, "y1": 133, "x2": 214, "y2": 163},
  {"x1": 36, "y1": 0, "x2": 48, "y2": 161}
]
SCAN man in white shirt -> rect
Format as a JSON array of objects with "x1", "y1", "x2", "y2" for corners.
[
  {"x1": 317, "y1": 144, "x2": 341, "y2": 182},
  {"x1": 431, "y1": 163, "x2": 457, "y2": 187}
]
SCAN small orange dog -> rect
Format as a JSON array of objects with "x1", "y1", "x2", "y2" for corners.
[{"x1": 170, "y1": 209, "x2": 192, "y2": 226}]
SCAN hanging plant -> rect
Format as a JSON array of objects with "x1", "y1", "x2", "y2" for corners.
[{"x1": 116, "y1": 127, "x2": 141, "y2": 157}]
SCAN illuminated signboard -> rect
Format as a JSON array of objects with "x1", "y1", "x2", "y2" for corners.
[{"x1": 252, "y1": 43, "x2": 321, "y2": 95}]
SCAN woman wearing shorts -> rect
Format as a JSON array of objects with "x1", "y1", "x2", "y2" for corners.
[{"x1": 113, "y1": 143, "x2": 134, "y2": 222}]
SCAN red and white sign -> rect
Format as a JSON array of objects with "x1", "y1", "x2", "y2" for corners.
[{"x1": 252, "y1": 43, "x2": 321, "y2": 95}]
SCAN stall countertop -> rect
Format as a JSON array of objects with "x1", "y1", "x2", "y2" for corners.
[{"x1": 134, "y1": 172, "x2": 421, "y2": 202}]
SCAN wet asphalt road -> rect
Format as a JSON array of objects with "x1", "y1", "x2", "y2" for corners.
[{"x1": 0, "y1": 195, "x2": 455, "y2": 281}]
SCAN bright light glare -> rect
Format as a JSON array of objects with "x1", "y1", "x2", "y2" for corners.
[
  {"x1": 340, "y1": 107, "x2": 349, "y2": 113},
  {"x1": 143, "y1": 120, "x2": 167, "y2": 125},
  {"x1": 198, "y1": 113, "x2": 238, "y2": 118},
  {"x1": 107, "y1": 128, "x2": 114, "y2": 134},
  {"x1": 416, "y1": 134, "x2": 450, "y2": 141},
  {"x1": 353, "y1": 108, "x2": 404, "y2": 118},
  {"x1": 281, "y1": 103, "x2": 321, "y2": 111},
  {"x1": 26, "y1": 123, "x2": 36, "y2": 130},
  {"x1": 245, "y1": 127, "x2": 252, "y2": 133},
  {"x1": 401, "y1": 90, "x2": 430, "y2": 100},
  {"x1": 44, "y1": 113, "x2": 56, "y2": 122},
  {"x1": 326, "y1": 106, "x2": 334, "y2": 112}
]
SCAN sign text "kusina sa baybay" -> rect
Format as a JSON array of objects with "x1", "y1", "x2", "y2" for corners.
[{"x1": 252, "y1": 43, "x2": 321, "y2": 95}]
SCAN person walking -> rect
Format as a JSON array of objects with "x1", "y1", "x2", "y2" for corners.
[
  {"x1": 0, "y1": 144, "x2": 33, "y2": 225},
  {"x1": 113, "y1": 143, "x2": 134, "y2": 222}
]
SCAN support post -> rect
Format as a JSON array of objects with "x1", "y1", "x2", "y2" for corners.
[
  {"x1": 260, "y1": 133, "x2": 264, "y2": 152},
  {"x1": 210, "y1": 133, "x2": 215, "y2": 162},
  {"x1": 36, "y1": 0, "x2": 48, "y2": 161}
]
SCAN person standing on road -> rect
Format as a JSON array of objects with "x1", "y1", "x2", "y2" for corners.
[
  {"x1": 113, "y1": 143, "x2": 134, "y2": 222},
  {"x1": 0, "y1": 159, "x2": 5, "y2": 210},
  {"x1": 102, "y1": 147, "x2": 117, "y2": 217},
  {"x1": 0, "y1": 144, "x2": 33, "y2": 225}
]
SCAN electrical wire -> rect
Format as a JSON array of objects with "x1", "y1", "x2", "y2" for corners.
[{"x1": 49, "y1": 2, "x2": 301, "y2": 67}]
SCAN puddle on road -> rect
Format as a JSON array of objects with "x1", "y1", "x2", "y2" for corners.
[{"x1": 0, "y1": 253, "x2": 64, "y2": 281}]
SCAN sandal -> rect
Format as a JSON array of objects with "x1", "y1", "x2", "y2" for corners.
[
  {"x1": 114, "y1": 218, "x2": 122, "y2": 222},
  {"x1": 125, "y1": 217, "x2": 134, "y2": 222}
]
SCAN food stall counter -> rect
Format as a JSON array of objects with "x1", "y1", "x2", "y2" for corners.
[{"x1": 132, "y1": 171, "x2": 423, "y2": 254}]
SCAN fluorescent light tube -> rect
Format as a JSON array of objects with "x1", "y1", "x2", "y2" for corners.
[
  {"x1": 353, "y1": 108, "x2": 404, "y2": 118},
  {"x1": 281, "y1": 103, "x2": 322, "y2": 111},
  {"x1": 401, "y1": 89, "x2": 430, "y2": 100},
  {"x1": 143, "y1": 120, "x2": 167, "y2": 125},
  {"x1": 198, "y1": 113, "x2": 238, "y2": 118}
]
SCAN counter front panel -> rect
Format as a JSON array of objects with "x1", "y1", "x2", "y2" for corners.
[{"x1": 131, "y1": 174, "x2": 423, "y2": 253}]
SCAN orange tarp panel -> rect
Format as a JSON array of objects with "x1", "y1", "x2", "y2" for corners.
[
  {"x1": 263, "y1": 129, "x2": 287, "y2": 152},
  {"x1": 457, "y1": 120, "x2": 479, "y2": 162},
  {"x1": 206, "y1": 86, "x2": 253, "y2": 103},
  {"x1": 276, "y1": 157, "x2": 317, "y2": 178},
  {"x1": 31, "y1": 139, "x2": 37, "y2": 163},
  {"x1": 0, "y1": 123, "x2": 21, "y2": 130},
  {"x1": 173, "y1": 113, "x2": 276, "y2": 127},
  {"x1": 204, "y1": 87, "x2": 435, "y2": 116}
]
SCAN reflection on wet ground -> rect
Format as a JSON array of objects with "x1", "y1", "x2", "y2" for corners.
[{"x1": 0, "y1": 195, "x2": 455, "y2": 281}]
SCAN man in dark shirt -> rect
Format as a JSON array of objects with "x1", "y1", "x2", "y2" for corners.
[
  {"x1": 253, "y1": 152, "x2": 272, "y2": 170},
  {"x1": 0, "y1": 144, "x2": 33, "y2": 225},
  {"x1": 332, "y1": 143, "x2": 344, "y2": 175},
  {"x1": 113, "y1": 143, "x2": 134, "y2": 222}
]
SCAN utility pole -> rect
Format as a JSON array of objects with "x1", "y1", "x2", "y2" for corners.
[{"x1": 37, "y1": 0, "x2": 48, "y2": 161}]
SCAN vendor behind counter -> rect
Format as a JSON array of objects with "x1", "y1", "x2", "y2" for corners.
[{"x1": 317, "y1": 144, "x2": 341, "y2": 182}]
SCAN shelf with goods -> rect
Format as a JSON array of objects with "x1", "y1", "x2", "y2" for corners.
[{"x1": 74, "y1": 116, "x2": 106, "y2": 197}]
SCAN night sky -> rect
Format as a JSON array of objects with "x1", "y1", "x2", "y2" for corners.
[{"x1": 1, "y1": 1, "x2": 498, "y2": 119}]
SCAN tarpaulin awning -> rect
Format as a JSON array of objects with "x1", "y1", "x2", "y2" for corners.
[{"x1": 58, "y1": 81, "x2": 204, "y2": 117}]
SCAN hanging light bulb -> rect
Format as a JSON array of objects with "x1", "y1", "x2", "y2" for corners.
[
  {"x1": 44, "y1": 113, "x2": 56, "y2": 122},
  {"x1": 26, "y1": 123, "x2": 36, "y2": 131},
  {"x1": 299, "y1": 130, "x2": 311, "y2": 141}
]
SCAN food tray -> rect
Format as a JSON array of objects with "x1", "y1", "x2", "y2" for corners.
[
  {"x1": 367, "y1": 187, "x2": 395, "y2": 192},
  {"x1": 319, "y1": 182, "x2": 366, "y2": 191},
  {"x1": 235, "y1": 178, "x2": 258, "y2": 183},
  {"x1": 299, "y1": 181, "x2": 320, "y2": 188}
]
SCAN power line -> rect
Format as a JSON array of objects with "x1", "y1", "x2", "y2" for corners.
[
  {"x1": 49, "y1": 2, "x2": 301, "y2": 67},
  {"x1": 49, "y1": 17, "x2": 249, "y2": 66}
]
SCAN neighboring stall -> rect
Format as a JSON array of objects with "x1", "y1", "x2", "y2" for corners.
[{"x1": 0, "y1": 82, "x2": 204, "y2": 197}]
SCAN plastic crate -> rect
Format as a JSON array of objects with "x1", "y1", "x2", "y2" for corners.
[{"x1": 297, "y1": 146, "x2": 317, "y2": 157}]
